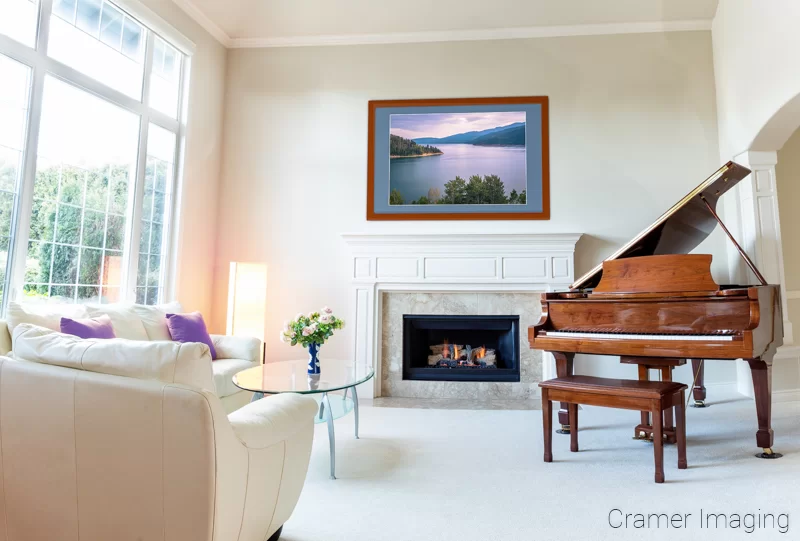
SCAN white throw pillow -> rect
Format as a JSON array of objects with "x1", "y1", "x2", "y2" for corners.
[
  {"x1": 6, "y1": 301, "x2": 89, "y2": 334},
  {"x1": 132, "y1": 302, "x2": 183, "y2": 341},
  {"x1": 85, "y1": 303, "x2": 149, "y2": 341}
]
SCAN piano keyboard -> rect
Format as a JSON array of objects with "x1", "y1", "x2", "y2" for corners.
[{"x1": 545, "y1": 331, "x2": 734, "y2": 341}]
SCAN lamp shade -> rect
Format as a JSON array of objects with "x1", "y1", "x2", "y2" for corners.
[{"x1": 226, "y1": 262, "x2": 267, "y2": 342}]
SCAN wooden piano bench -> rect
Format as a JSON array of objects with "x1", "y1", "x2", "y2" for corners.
[
  {"x1": 620, "y1": 356, "x2": 687, "y2": 443},
  {"x1": 539, "y1": 376, "x2": 688, "y2": 484}
]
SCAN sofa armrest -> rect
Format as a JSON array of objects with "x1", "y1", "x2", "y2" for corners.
[
  {"x1": 228, "y1": 393, "x2": 318, "y2": 450},
  {"x1": 211, "y1": 334, "x2": 261, "y2": 363}
]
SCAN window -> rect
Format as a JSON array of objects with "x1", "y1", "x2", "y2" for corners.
[
  {"x1": 0, "y1": 0, "x2": 189, "y2": 309},
  {"x1": 0, "y1": 0, "x2": 39, "y2": 47},
  {"x1": 0, "y1": 54, "x2": 32, "y2": 307}
]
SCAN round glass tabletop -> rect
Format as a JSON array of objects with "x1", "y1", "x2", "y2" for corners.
[{"x1": 232, "y1": 358, "x2": 374, "y2": 394}]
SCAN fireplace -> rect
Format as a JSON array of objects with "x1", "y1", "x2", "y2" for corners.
[{"x1": 402, "y1": 315, "x2": 520, "y2": 382}]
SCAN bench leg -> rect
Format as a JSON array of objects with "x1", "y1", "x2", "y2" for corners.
[
  {"x1": 676, "y1": 390, "x2": 687, "y2": 469},
  {"x1": 653, "y1": 404, "x2": 665, "y2": 483},
  {"x1": 543, "y1": 391, "x2": 553, "y2": 463},
  {"x1": 569, "y1": 403, "x2": 579, "y2": 452}
]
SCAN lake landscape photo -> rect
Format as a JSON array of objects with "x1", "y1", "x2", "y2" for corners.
[{"x1": 389, "y1": 111, "x2": 527, "y2": 206}]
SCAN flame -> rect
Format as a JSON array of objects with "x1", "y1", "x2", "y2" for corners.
[
  {"x1": 476, "y1": 347, "x2": 485, "y2": 359},
  {"x1": 453, "y1": 345, "x2": 459, "y2": 360},
  {"x1": 442, "y1": 340, "x2": 449, "y2": 358}
]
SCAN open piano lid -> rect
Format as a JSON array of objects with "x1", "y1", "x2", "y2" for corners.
[{"x1": 570, "y1": 161, "x2": 752, "y2": 291}]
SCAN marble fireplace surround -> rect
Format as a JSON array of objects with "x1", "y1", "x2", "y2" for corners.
[{"x1": 342, "y1": 233, "x2": 582, "y2": 400}]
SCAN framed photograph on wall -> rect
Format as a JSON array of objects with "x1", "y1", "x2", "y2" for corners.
[{"x1": 367, "y1": 96, "x2": 549, "y2": 221}]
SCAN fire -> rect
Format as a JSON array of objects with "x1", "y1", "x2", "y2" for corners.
[
  {"x1": 442, "y1": 340, "x2": 449, "y2": 358},
  {"x1": 476, "y1": 346, "x2": 485, "y2": 359},
  {"x1": 453, "y1": 345, "x2": 459, "y2": 360}
]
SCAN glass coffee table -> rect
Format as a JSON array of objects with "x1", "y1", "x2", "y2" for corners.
[{"x1": 233, "y1": 358, "x2": 374, "y2": 479}]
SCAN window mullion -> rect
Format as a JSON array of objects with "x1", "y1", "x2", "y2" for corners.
[{"x1": 121, "y1": 30, "x2": 155, "y2": 303}]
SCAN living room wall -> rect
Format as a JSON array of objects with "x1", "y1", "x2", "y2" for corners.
[{"x1": 213, "y1": 31, "x2": 733, "y2": 382}]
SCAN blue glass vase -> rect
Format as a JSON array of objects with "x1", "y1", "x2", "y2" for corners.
[{"x1": 307, "y1": 343, "x2": 321, "y2": 375}]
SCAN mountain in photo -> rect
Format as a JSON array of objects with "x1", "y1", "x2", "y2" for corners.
[{"x1": 413, "y1": 122, "x2": 525, "y2": 146}]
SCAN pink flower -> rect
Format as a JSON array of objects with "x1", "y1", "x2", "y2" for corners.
[
  {"x1": 302, "y1": 327, "x2": 313, "y2": 336},
  {"x1": 320, "y1": 314, "x2": 331, "y2": 323},
  {"x1": 322, "y1": 306, "x2": 333, "y2": 314}
]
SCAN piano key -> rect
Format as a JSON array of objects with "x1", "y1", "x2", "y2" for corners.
[{"x1": 544, "y1": 331, "x2": 734, "y2": 341}]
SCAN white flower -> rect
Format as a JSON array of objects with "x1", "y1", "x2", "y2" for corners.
[
  {"x1": 290, "y1": 331, "x2": 296, "y2": 338},
  {"x1": 302, "y1": 326, "x2": 313, "y2": 336},
  {"x1": 319, "y1": 314, "x2": 331, "y2": 323},
  {"x1": 279, "y1": 331, "x2": 288, "y2": 343},
  {"x1": 322, "y1": 306, "x2": 333, "y2": 314}
]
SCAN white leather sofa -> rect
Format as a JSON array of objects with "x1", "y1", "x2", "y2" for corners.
[
  {"x1": 1, "y1": 301, "x2": 261, "y2": 412},
  {"x1": 1, "y1": 324, "x2": 319, "y2": 541}
]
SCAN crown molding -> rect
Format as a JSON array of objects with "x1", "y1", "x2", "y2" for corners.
[
  {"x1": 171, "y1": 0, "x2": 232, "y2": 48},
  {"x1": 227, "y1": 19, "x2": 711, "y2": 49}
]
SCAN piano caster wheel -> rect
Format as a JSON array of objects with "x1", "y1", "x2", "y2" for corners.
[
  {"x1": 556, "y1": 425, "x2": 571, "y2": 435},
  {"x1": 755, "y1": 448, "x2": 783, "y2": 459},
  {"x1": 690, "y1": 400, "x2": 708, "y2": 408}
]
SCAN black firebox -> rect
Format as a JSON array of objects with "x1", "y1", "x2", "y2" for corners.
[{"x1": 402, "y1": 315, "x2": 520, "y2": 382}]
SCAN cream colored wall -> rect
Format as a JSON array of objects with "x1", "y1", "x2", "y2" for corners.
[
  {"x1": 713, "y1": 0, "x2": 800, "y2": 157},
  {"x1": 136, "y1": 0, "x2": 227, "y2": 316},
  {"x1": 213, "y1": 31, "x2": 728, "y2": 379},
  {"x1": 775, "y1": 129, "x2": 800, "y2": 334}
]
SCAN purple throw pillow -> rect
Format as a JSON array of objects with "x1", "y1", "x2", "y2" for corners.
[
  {"x1": 61, "y1": 314, "x2": 117, "y2": 339},
  {"x1": 165, "y1": 312, "x2": 217, "y2": 360}
]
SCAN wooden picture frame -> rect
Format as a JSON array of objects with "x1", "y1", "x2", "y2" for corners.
[{"x1": 367, "y1": 96, "x2": 549, "y2": 221}]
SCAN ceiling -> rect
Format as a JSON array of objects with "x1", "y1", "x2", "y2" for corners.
[{"x1": 175, "y1": 0, "x2": 720, "y2": 48}]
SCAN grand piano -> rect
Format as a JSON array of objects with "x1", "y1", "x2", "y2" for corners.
[{"x1": 530, "y1": 161, "x2": 784, "y2": 458}]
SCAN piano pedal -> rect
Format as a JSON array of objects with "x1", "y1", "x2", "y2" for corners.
[
  {"x1": 556, "y1": 425, "x2": 571, "y2": 435},
  {"x1": 755, "y1": 448, "x2": 784, "y2": 459},
  {"x1": 690, "y1": 400, "x2": 708, "y2": 408}
]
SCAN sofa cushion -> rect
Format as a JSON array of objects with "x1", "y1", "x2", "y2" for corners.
[
  {"x1": 7, "y1": 302, "x2": 89, "y2": 334},
  {"x1": 132, "y1": 302, "x2": 183, "y2": 341},
  {"x1": 85, "y1": 304, "x2": 149, "y2": 341},
  {"x1": 12, "y1": 324, "x2": 214, "y2": 392},
  {"x1": 61, "y1": 314, "x2": 116, "y2": 339},
  {"x1": 212, "y1": 358, "x2": 256, "y2": 398},
  {"x1": 166, "y1": 312, "x2": 217, "y2": 359}
]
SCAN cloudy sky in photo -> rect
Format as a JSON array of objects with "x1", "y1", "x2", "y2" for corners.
[{"x1": 390, "y1": 111, "x2": 526, "y2": 140}]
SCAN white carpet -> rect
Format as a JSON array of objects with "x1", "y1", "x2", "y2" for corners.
[{"x1": 283, "y1": 392, "x2": 800, "y2": 541}]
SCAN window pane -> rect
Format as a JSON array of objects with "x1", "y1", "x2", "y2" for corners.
[
  {"x1": 148, "y1": 36, "x2": 182, "y2": 118},
  {"x1": 25, "y1": 76, "x2": 138, "y2": 303},
  {"x1": 48, "y1": 0, "x2": 145, "y2": 99},
  {"x1": 0, "y1": 0, "x2": 39, "y2": 47},
  {"x1": 0, "y1": 54, "x2": 32, "y2": 309},
  {"x1": 136, "y1": 123, "x2": 174, "y2": 304}
]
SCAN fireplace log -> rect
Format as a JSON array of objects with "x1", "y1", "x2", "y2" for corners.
[
  {"x1": 427, "y1": 354, "x2": 444, "y2": 366},
  {"x1": 429, "y1": 344, "x2": 464, "y2": 355}
]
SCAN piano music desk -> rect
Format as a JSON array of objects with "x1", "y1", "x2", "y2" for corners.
[{"x1": 540, "y1": 376, "x2": 687, "y2": 484}]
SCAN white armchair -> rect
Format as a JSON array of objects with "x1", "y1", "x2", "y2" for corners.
[{"x1": 1, "y1": 324, "x2": 318, "y2": 541}]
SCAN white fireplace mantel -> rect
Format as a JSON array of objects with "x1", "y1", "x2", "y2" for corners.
[{"x1": 342, "y1": 233, "x2": 582, "y2": 399}]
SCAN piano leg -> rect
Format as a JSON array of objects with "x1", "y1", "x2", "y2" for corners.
[
  {"x1": 748, "y1": 357, "x2": 782, "y2": 459},
  {"x1": 690, "y1": 359, "x2": 707, "y2": 407},
  {"x1": 553, "y1": 352, "x2": 574, "y2": 434}
]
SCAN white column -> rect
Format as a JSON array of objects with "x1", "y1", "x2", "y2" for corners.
[
  {"x1": 731, "y1": 152, "x2": 794, "y2": 397},
  {"x1": 733, "y1": 151, "x2": 793, "y2": 344}
]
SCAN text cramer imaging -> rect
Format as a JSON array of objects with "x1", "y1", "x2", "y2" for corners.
[{"x1": 608, "y1": 509, "x2": 790, "y2": 534}]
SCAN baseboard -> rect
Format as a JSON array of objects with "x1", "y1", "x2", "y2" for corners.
[{"x1": 772, "y1": 389, "x2": 800, "y2": 403}]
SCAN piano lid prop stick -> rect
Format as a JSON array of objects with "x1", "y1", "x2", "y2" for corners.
[{"x1": 700, "y1": 195, "x2": 768, "y2": 286}]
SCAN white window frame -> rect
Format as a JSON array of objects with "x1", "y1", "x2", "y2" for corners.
[{"x1": 0, "y1": 0, "x2": 195, "y2": 310}]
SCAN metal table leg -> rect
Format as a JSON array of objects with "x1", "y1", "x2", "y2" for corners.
[
  {"x1": 322, "y1": 392, "x2": 336, "y2": 480},
  {"x1": 352, "y1": 385, "x2": 360, "y2": 439},
  {"x1": 251, "y1": 392, "x2": 264, "y2": 402}
]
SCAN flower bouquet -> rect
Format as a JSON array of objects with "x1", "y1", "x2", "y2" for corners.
[{"x1": 280, "y1": 307, "x2": 345, "y2": 374}]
